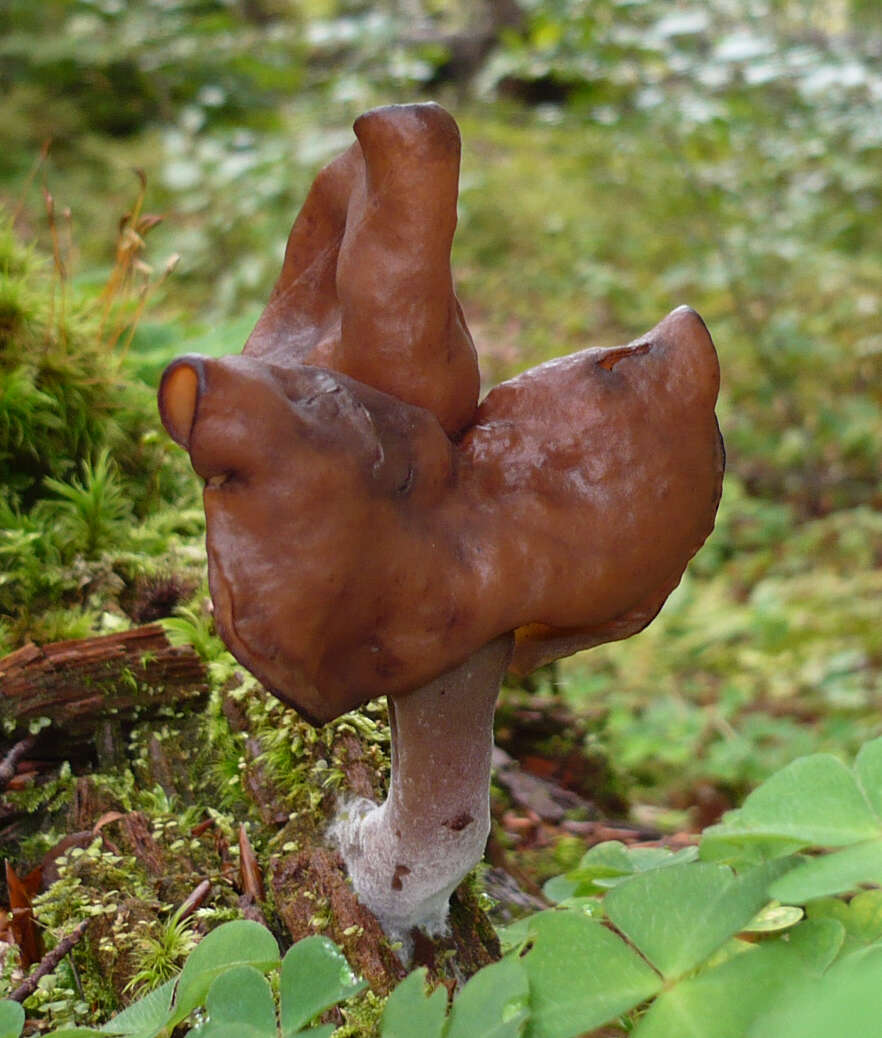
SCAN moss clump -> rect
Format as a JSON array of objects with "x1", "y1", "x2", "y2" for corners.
[
  {"x1": 220, "y1": 671, "x2": 391, "y2": 846},
  {"x1": 0, "y1": 214, "x2": 117, "y2": 501},
  {"x1": 30, "y1": 840, "x2": 158, "y2": 1023},
  {"x1": 0, "y1": 205, "x2": 203, "y2": 649},
  {"x1": 332, "y1": 988, "x2": 387, "y2": 1037}
]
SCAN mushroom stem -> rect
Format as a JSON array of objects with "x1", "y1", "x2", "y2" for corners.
[{"x1": 330, "y1": 634, "x2": 513, "y2": 953}]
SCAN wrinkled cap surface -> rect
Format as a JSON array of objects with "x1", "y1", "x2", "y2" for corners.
[
  {"x1": 158, "y1": 102, "x2": 724, "y2": 725},
  {"x1": 158, "y1": 306, "x2": 723, "y2": 725},
  {"x1": 242, "y1": 102, "x2": 480, "y2": 437},
  {"x1": 495, "y1": 305, "x2": 725, "y2": 675}
]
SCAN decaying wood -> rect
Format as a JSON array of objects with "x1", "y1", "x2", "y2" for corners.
[
  {"x1": 0, "y1": 631, "x2": 617, "y2": 1006},
  {"x1": 221, "y1": 687, "x2": 410, "y2": 987},
  {"x1": 274, "y1": 845, "x2": 408, "y2": 996},
  {"x1": 273, "y1": 844, "x2": 502, "y2": 996},
  {"x1": 0, "y1": 625, "x2": 208, "y2": 737},
  {"x1": 421, "y1": 883, "x2": 502, "y2": 985},
  {"x1": 68, "y1": 776, "x2": 121, "y2": 832},
  {"x1": 95, "y1": 719, "x2": 127, "y2": 774},
  {"x1": 116, "y1": 812, "x2": 167, "y2": 879}
]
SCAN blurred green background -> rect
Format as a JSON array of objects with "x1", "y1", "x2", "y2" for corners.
[{"x1": 1, "y1": 0, "x2": 881, "y2": 816}]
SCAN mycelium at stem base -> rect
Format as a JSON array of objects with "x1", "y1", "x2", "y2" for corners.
[{"x1": 330, "y1": 634, "x2": 514, "y2": 957}]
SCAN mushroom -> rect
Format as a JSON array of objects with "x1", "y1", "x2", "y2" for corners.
[
  {"x1": 242, "y1": 102, "x2": 479, "y2": 436},
  {"x1": 157, "y1": 103, "x2": 725, "y2": 951}
]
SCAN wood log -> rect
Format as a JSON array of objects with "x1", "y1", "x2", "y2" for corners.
[
  {"x1": 1, "y1": 629, "x2": 503, "y2": 994},
  {"x1": 273, "y1": 846, "x2": 409, "y2": 996},
  {"x1": 0, "y1": 625, "x2": 208, "y2": 739},
  {"x1": 222, "y1": 686, "x2": 501, "y2": 992}
]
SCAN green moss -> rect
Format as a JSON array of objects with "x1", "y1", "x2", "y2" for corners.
[
  {"x1": 2, "y1": 760, "x2": 75, "y2": 817},
  {"x1": 0, "y1": 275, "x2": 33, "y2": 345},
  {"x1": 29, "y1": 840, "x2": 158, "y2": 1020},
  {"x1": 333, "y1": 988, "x2": 387, "y2": 1037},
  {"x1": 0, "y1": 220, "x2": 34, "y2": 280},
  {"x1": 219, "y1": 669, "x2": 391, "y2": 845}
]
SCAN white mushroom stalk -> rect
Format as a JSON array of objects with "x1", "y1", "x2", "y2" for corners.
[{"x1": 330, "y1": 634, "x2": 513, "y2": 956}]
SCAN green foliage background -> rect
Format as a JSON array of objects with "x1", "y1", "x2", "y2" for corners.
[
  {"x1": 4, "y1": 0, "x2": 878, "y2": 807},
  {"x1": 7, "y1": 740, "x2": 882, "y2": 1036},
  {"x1": 1, "y1": 0, "x2": 880, "y2": 807}
]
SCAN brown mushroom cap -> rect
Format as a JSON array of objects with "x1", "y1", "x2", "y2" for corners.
[
  {"x1": 158, "y1": 306, "x2": 722, "y2": 725},
  {"x1": 496, "y1": 305, "x2": 725, "y2": 674},
  {"x1": 242, "y1": 102, "x2": 479, "y2": 436}
]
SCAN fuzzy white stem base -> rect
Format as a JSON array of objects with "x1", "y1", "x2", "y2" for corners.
[{"x1": 329, "y1": 635, "x2": 513, "y2": 955}]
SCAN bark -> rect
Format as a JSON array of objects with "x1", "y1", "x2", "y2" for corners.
[
  {"x1": 68, "y1": 775, "x2": 121, "y2": 832},
  {"x1": 273, "y1": 845, "x2": 409, "y2": 996},
  {"x1": 0, "y1": 625, "x2": 207, "y2": 739}
]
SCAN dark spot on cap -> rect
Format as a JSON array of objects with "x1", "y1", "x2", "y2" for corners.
[
  {"x1": 397, "y1": 465, "x2": 414, "y2": 495},
  {"x1": 443, "y1": 812, "x2": 473, "y2": 832}
]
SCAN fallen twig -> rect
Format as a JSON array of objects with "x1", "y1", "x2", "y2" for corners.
[
  {"x1": 0, "y1": 737, "x2": 37, "y2": 792},
  {"x1": 9, "y1": 919, "x2": 89, "y2": 1003},
  {"x1": 177, "y1": 879, "x2": 211, "y2": 923},
  {"x1": 238, "y1": 825, "x2": 265, "y2": 903}
]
